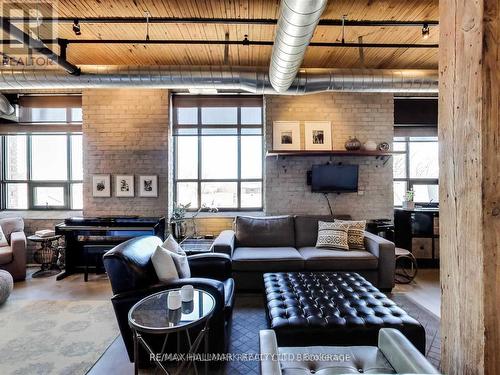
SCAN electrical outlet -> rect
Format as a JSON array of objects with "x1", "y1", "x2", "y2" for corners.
[{"x1": 358, "y1": 190, "x2": 365, "y2": 196}]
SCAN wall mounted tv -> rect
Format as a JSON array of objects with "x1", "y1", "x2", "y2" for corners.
[{"x1": 311, "y1": 164, "x2": 359, "y2": 193}]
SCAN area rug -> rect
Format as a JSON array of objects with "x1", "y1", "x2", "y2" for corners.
[
  {"x1": 224, "y1": 293, "x2": 441, "y2": 375},
  {"x1": 0, "y1": 299, "x2": 119, "y2": 375}
]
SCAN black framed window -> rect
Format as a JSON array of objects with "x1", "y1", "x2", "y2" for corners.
[
  {"x1": 393, "y1": 136, "x2": 439, "y2": 206},
  {"x1": 1, "y1": 133, "x2": 83, "y2": 210},
  {"x1": 173, "y1": 95, "x2": 263, "y2": 211}
]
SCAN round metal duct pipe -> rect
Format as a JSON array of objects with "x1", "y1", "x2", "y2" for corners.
[
  {"x1": 0, "y1": 66, "x2": 438, "y2": 93},
  {"x1": 269, "y1": 0, "x2": 328, "y2": 93}
]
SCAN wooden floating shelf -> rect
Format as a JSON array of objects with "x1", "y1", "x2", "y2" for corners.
[{"x1": 266, "y1": 150, "x2": 393, "y2": 157}]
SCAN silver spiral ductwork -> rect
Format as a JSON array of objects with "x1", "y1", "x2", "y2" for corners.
[
  {"x1": 0, "y1": 66, "x2": 438, "y2": 93},
  {"x1": 269, "y1": 0, "x2": 328, "y2": 93}
]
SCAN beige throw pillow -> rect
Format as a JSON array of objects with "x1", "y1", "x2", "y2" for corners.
[
  {"x1": 336, "y1": 220, "x2": 366, "y2": 250},
  {"x1": 161, "y1": 235, "x2": 191, "y2": 278},
  {"x1": 151, "y1": 245, "x2": 179, "y2": 282},
  {"x1": 0, "y1": 226, "x2": 8, "y2": 247},
  {"x1": 316, "y1": 221, "x2": 350, "y2": 250}
]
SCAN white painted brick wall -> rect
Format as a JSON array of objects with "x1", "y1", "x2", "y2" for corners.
[
  {"x1": 264, "y1": 93, "x2": 394, "y2": 220},
  {"x1": 82, "y1": 89, "x2": 169, "y2": 217}
]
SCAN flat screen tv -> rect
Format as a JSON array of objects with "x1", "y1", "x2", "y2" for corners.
[{"x1": 311, "y1": 164, "x2": 359, "y2": 193}]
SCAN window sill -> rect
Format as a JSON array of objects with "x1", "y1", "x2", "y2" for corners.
[
  {"x1": 0, "y1": 210, "x2": 82, "y2": 220},
  {"x1": 185, "y1": 211, "x2": 264, "y2": 219}
]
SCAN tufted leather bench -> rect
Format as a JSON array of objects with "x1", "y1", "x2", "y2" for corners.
[{"x1": 264, "y1": 272, "x2": 426, "y2": 353}]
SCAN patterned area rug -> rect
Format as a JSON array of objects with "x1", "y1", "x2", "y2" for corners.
[
  {"x1": 0, "y1": 300, "x2": 119, "y2": 375},
  {"x1": 224, "y1": 292, "x2": 440, "y2": 375}
]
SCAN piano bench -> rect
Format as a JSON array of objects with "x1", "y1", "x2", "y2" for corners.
[{"x1": 83, "y1": 244, "x2": 114, "y2": 282}]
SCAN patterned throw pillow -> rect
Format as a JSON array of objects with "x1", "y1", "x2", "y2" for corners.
[
  {"x1": 315, "y1": 221, "x2": 350, "y2": 250},
  {"x1": 337, "y1": 220, "x2": 366, "y2": 250}
]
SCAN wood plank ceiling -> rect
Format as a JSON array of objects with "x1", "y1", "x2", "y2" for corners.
[{"x1": 1, "y1": 0, "x2": 439, "y2": 69}]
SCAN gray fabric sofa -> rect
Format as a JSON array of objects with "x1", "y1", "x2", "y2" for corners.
[
  {"x1": 213, "y1": 215, "x2": 395, "y2": 291},
  {"x1": 259, "y1": 328, "x2": 440, "y2": 375},
  {"x1": 0, "y1": 217, "x2": 27, "y2": 281}
]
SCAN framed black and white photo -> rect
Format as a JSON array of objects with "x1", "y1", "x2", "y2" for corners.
[
  {"x1": 304, "y1": 121, "x2": 332, "y2": 150},
  {"x1": 92, "y1": 174, "x2": 111, "y2": 197},
  {"x1": 139, "y1": 175, "x2": 158, "y2": 197},
  {"x1": 272, "y1": 121, "x2": 301, "y2": 150},
  {"x1": 115, "y1": 175, "x2": 134, "y2": 197}
]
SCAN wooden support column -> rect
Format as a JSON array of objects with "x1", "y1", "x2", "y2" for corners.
[{"x1": 439, "y1": 0, "x2": 499, "y2": 374}]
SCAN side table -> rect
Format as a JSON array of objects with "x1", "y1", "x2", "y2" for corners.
[
  {"x1": 28, "y1": 234, "x2": 62, "y2": 278},
  {"x1": 179, "y1": 237, "x2": 214, "y2": 255},
  {"x1": 128, "y1": 288, "x2": 215, "y2": 375}
]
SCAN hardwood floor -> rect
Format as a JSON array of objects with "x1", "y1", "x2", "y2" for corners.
[
  {"x1": 7, "y1": 267, "x2": 441, "y2": 374},
  {"x1": 394, "y1": 268, "x2": 441, "y2": 317}
]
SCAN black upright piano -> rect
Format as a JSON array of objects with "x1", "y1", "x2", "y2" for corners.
[{"x1": 55, "y1": 216, "x2": 165, "y2": 281}]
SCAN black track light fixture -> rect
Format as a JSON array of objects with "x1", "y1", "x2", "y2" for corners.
[
  {"x1": 72, "y1": 19, "x2": 81, "y2": 36},
  {"x1": 422, "y1": 23, "x2": 430, "y2": 39}
]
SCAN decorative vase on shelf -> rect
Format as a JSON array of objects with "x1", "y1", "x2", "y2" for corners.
[
  {"x1": 345, "y1": 137, "x2": 362, "y2": 151},
  {"x1": 364, "y1": 140, "x2": 377, "y2": 151}
]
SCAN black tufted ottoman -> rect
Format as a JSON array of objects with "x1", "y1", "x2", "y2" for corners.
[{"x1": 264, "y1": 272, "x2": 426, "y2": 353}]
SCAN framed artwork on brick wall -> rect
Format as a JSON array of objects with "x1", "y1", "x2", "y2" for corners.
[
  {"x1": 272, "y1": 121, "x2": 301, "y2": 150},
  {"x1": 92, "y1": 174, "x2": 111, "y2": 197},
  {"x1": 115, "y1": 175, "x2": 134, "y2": 197},
  {"x1": 304, "y1": 121, "x2": 332, "y2": 150},
  {"x1": 139, "y1": 175, "x2": 158, "y2": 197}
]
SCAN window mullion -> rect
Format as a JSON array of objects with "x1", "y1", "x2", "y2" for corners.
[{"x1": 237, "y1": 106, "x2": 242, "y2": 210}]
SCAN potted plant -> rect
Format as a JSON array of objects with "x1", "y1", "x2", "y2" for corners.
[{"x1": 170, "y1": 202, "x2": 190, "y2": 239}]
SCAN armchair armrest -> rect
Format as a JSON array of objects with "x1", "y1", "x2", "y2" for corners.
[
  {"x1": 213, "y1": 230, "x2": 235, "y2": 256},
  {"x1": 259, "y1": 330, "x2": 282, "y2": 375},
  {"x1": 188, "y1": 252, "x2": 232, "y2": 281},
  {"x1": 10, "y1": 231, "x2": 27, "y2": 262},
  {"x1": 364, "y1": 231, "x2": 395, "y2": 290},
  {"x1": 378, "y1": 328, "x2": 440, "y2": 374}
]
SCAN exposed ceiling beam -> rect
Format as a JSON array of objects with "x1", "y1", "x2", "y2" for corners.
[
  {"x1": 0, "y1": 19, "x2": 80, "y2": 74},
  {"x1": 1, "y1": 39, "x2": 438, "y2": 49},
  {"x1": 2, "y1": 17, "x2": 439, "y2": 27}
]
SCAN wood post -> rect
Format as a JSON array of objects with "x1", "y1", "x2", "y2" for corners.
[{"x1": 439, "y1": 0, "x2": 499, "y2": 374}]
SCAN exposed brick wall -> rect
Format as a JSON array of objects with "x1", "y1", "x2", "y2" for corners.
[
  {"x1": 82, "y1": 89, "x2": 169, "y2": 217},
  {"x1": 264, "y1": 93, "x2": 394, "y2": 220}
]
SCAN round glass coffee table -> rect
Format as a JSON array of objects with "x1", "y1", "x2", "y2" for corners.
[{"x1": 128, "y1": 288, "x2": 215, "y2": 375}]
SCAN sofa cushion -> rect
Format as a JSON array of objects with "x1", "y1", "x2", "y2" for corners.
[
  {"x1": 299, "y1": 247, "x2": 378, "y2": 270},
  {"x1": 294, "y1": 215, "x2": 351, "y2": 248},
  {"x1": 235, "y1": 216, "x2": 295, "y2": 247},
  {"x1": 232, "y1": 247, "x2": 304, "y2": 271},
  {"x1": 278, "y1": 346, "x2": 395, "y2": 375},
  {"x1": 0, "y1": 246, "x2": 13, "y2": 264}
]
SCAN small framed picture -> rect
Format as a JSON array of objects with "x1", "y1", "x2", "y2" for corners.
[
  {"x1": 304, "y1": 121, "x2": 332, "y2": 150},
  {"x1": 139, "y1": 175, "x2": 158, "y2": 197},
  {"x1": 272, "y1": 121, "x2": 301, "y2": 150},
  {"x1": 92, "y1": 175, "x2": 111, "y2": 197},
  {"x1": 115, "y1": 175, "x2": 134, "y2": 197}
]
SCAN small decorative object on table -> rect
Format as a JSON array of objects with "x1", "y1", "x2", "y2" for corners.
[
  {"x1": 28, "y1": 234, "x2": 62, "y2": 278},
  {"x1": 378, "y1": 141, "x2": 390, "y2": 151},
  {"x1": 128, "y1": 288, "x2": 215, "y2": 375},
  {"x1": 170, "y1": 202, "x2": 189, "y2": 240},
  {"x1": 344, "y1": 136, "x2": 362, "y2": 151},
  {"x1": 0, "y1": 270, "x2": 13, "y2": 305},
  {"x1": 364, "y1": 140, "x2": 377, "y2": 151},
  {"x1": 402, "y1": 189, "x2": 415, "y2": 210}
]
